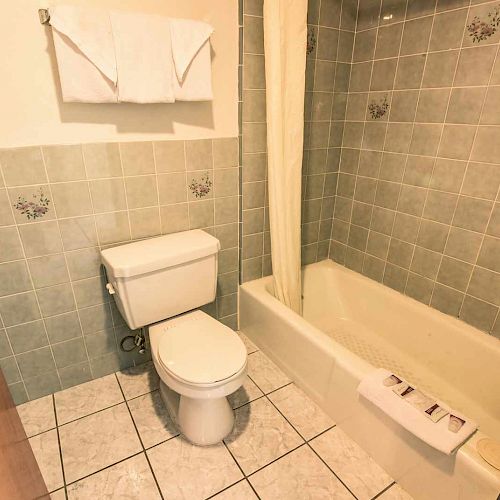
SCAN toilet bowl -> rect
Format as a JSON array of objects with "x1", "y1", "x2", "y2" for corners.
[
  {"x1": 100, "y1": 230, "x2": 245, "y2": 445},
  {"x1": 149, "y1": 310, "x2": 247, "y2": 446}
]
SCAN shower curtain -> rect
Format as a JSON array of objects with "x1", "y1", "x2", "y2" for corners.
[{"x1": 263, "y1": 0, "x2": 307, "y2": 314}]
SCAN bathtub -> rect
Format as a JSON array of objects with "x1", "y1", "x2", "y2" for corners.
[{"x1": 239, "y1": 259, "x2": 500, "y2": 500}]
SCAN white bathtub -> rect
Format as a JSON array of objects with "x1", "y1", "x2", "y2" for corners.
[{"x1": 239, "y1": 259, "x2": 500, "y2": 500}]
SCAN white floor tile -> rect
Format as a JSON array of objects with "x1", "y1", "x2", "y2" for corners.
[
  {"x1": 268, "y1": 384, "x2": 334, "y2": 440},
  {"x1": 50, "y1": 489, "x2": 66, "y2": 500},
  {"x1": 238, "y1": 331, "x2": 259, "y2": 354},
  {"x1": 54, "y1": 374, "x2": 123, "y2": 425},
  {"x1": 29, "y1": 429, "x2": 64, "y2": 493},
  {"x1": 250, "y1": 445, "x2": 355, "y2": 500},
  {"x1": 116, "y1": 362, "x2": 160, "y2": 400},
  {"x1": 310, "y1": 427, "x2": 393, "y2": 500},
  {"x1": 128, "y1": 390, "x2": 178, "y2": 448},
  {"x1": 212, "y1": 480, "x2": 258, "y2": 499},
  {"x1": 247, "y1": 351, "x2": 290, "y2": 394},
  {"x1": 228, "y1": 376, "x2": 263, "y2": 409},
  {"x1": 224, "y1": 397, "x2": 303, "y2": 475},
  {"x1": 59, "y1": 403, "x2": 142, "y2": 484},
  {"x1": 67, "y1": 453, "x2": 161, "y2": 500},
  {"x1": 18, "y1": 395, "x2": 55, "y2": 437},
  {"x1": 147, "y1": 436, "x2": 243, "y2": 499}
]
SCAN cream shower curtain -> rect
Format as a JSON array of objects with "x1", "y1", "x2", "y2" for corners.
[{"x1": 263, "y1": 0, "x2": 307, "y2": 314}]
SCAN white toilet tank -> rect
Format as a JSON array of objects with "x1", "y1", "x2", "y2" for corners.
[{"x1": 100, "y1": 230, "x2": 220, "y2": 330}]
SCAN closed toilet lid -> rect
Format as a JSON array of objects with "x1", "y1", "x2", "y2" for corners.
[{"x1": 157, "y1": 312, "x2": 247, "y2": 385}]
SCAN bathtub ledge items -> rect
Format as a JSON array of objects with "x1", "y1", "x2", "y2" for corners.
[{"x1": 357, "y1": 368, "x2": 478, "y2": 455}]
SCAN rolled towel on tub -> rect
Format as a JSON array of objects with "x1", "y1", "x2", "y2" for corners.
[{"x1": 357, "y1": 368, "x2": 478, "y2": 455}]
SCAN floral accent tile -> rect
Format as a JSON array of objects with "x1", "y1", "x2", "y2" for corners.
[
  {"x1": 13, "y1": 188, "x2": 50, "y2": 220},
  {"x1": 189, "y1": 172, "x2": 212, "y2": 198},
  {"x1": 467, "y1": 6, "x2": 500, "y2": 43},
  {"x1": 368, "y1": 95, "x2": 390, "y2": 120},
  {"x1": 307, "y1": 27, "x2": 317, "y2": 56}
]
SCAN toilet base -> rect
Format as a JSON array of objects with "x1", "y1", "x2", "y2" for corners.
[{"x1": 160, "y1": 381, "x2": 235, "y2": 446}]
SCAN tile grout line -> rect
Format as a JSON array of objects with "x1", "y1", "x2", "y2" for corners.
[
  {"x1": 306, "y1": 442, "x2": 360, "y2": 500},
  {"x1": 371, "y1": 481, "x2": 397, "y2": 500},
  {"x1": 405, "y1": 0, "x2": 474, "y2": 303},
  {"x1": 365, "y1": 1, "x2": 410, "y2": 277},
  {"x1": 23, "y1": 147, "x2": 64, "y2": 394},
  {"x1": 306, "y1": 0, "x2": 325, "y2": 262},
  {"x1": 455, "y1": 39, "x2": 500, "y2": 320},
  {"x1": 113, "y1": 372, "x2": 165, "y2": 500},
  {"x1": 221, "y1": 440, "x2": 263, "y2": 500},
  {"x1": 54, "y1": 145, "x2": 95, "y2": 386},
  {"x1": 330, "y1": 0, "x2": 500, "y2": 332},
  {"x1": 261, "y1": 389, "x2": 360, "y2": 500},
  {"x1": 243, "y1": 344, "x2": 394, "y2": 500},
  {"x1": 316, "y1": 0, "x2": 349, "y2": 261},
  {"x1": 63, "y1": 450, "x2": 145, "y2": 492},
  {"x1": 349, "y1": 0, "x2": 394, "y2": 275},
  {"x1": 51, "y1": 393, "x2": 69, "y2": 499},
  {"x1": 203, "y1": 478, "x2": 258, "y2": 500}
]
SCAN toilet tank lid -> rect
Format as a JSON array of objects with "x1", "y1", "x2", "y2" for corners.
[{"x1": 100, "y1": 230, "x2": 220, "y2": 278}]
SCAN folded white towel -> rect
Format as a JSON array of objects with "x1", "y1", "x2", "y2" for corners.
[
  {"x1": 357, "y1": 368, "x2": 478, "y2": 455},
  {"x1": 110, "y1": 11, "x2": 175, "y2": 104},
  {"x1": 49, "y1": 7, "x2": 214, "y2": 104},
  {"x1": 49, "y1": 5, "x2": 118, "y2": 102},
  {"x1": 170, "y1": 18, "x2": 214, "y2": 101}
]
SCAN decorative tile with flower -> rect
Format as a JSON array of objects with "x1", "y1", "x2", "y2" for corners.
[
  {"x1": 13, "y1": 188, "x2": 50, "y2": 220},
  {"x1": 467, "y1": 6, "x2": 500, "y2": 43},
  {"x1": 368, "y1": 95, "x2": 390, "y2": 120},
  {"x1": 189, "y1": 173, "x2": 212, "y2": 199}
]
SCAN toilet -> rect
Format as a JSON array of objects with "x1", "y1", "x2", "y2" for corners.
[{"x1": 101, "y1": 230, "x2": 247, "y2": 446}]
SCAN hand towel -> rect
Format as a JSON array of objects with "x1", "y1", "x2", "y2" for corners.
[
  {"x1": 357, "y1": 368, "x2": 478, "y2": 455},
  {"x1": 110, "y1": 11, "x2": 175, "y2": 103},
  {"x1": 170, "y1": 19, "x2": 214, "y2": 101},
  {"x1": 49, "y1": 5, "x2": 118, "y2": 103}
]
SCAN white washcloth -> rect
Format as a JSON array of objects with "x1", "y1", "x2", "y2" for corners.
[
  {"x1": 357, "y1": 368, "x2": 478, "y2": 455},
  {"x1": 170, "y1": 19, "x2": 214, "y2": 101},
  {"x1": 49, "y1": 5, "x2": 118, "y2": 102},
  {"x1": 110, "y1": 11, "x2": 175, "y2": 103}
]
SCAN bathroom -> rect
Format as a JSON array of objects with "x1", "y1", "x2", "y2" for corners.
[{"x1": 0, "y1": 0, "x2": 499, "y2": 498}]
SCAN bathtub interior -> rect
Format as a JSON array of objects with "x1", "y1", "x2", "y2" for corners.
[{"x1": 265, "y1": 260, "x2": 500, "y2": 442}]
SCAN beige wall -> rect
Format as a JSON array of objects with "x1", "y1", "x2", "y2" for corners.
[{"x1": 0, "y1": 0, "x2": 238, "y2": 147}]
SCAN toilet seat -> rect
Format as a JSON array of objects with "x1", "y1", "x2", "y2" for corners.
[{"x1": 156, "y1": 311, "x2": 247, "y2": 386}]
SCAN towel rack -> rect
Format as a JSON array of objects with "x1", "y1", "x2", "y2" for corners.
[{"x1": 39, "y1": 8, "x2": 50, "y2": 25}]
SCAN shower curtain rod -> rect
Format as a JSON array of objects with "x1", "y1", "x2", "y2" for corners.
[{"x1": 39, "y1": 9, "x2": 51, "y2": 25}]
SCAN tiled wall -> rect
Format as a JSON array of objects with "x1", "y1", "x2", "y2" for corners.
[
  {"x1": 240, "y1": 0, "x2": 357, "y2": 280},
  {"x1": 329, "y1": 0, "x2": 500, "y2": 337},
  {"x1": 0, "y1": 138, "x2": 239, "y2": 403},
  {"x1": 303, "y1": 0, "x2": 357, "y2": 264},
  {"x1": 241, "y1": 0, "x2": 271, "y2": 282}
]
